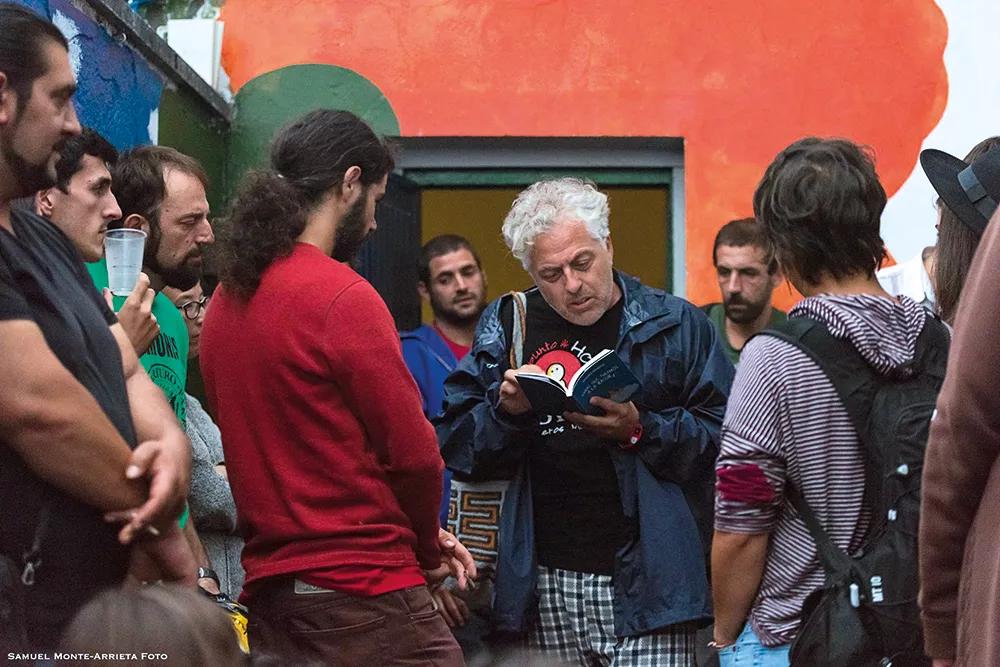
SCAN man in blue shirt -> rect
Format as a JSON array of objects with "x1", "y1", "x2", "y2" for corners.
[{"x1": 401, "y1": 235, "x2": 489, "y2": 652}]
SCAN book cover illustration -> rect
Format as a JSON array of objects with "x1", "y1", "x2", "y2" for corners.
[{"x1": 515, "y1": 348, "x2": 641, "y2": 416}]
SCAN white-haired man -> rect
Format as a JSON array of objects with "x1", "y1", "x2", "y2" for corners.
[{"x1": 436, "y1": 178, "x2": 733, "y2": 665}]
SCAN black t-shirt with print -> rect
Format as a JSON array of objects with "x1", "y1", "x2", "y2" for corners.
[
  {"x1": 0, "y1": 210, "x2": 136, "y2": 642},
  {"x1": 521, "y1": 289, "x2": 631, "y2": 575}
]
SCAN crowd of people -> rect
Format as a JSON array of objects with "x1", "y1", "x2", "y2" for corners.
[{"x1": 2, "y1": 4, "x2": 1000, "y2": 667}]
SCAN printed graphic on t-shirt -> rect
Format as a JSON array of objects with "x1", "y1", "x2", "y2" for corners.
[
  {"x1": 86, "y1": 258, "x2": 189, "y2": 426},
  {"x1": 147, "y1": 358, "x2": 187, "y2": 425},
  {"x1": 528, "y1": 339, "x2": 600, "y2": 437},
  {"x1": 520, "y1": 291, "x2": 630, "y2": 575}
]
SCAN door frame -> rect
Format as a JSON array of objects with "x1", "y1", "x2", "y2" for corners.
[{"x1": 393, "y1": 136, "x2": 687, "y2": 296}]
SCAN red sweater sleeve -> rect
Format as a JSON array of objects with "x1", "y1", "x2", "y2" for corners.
[
  {"x1": 323, "y1": 281, "x2": 444, "y2": 570},
  {"x1": 919, "y1": 216, "x2": 1000, "y2": 659}
]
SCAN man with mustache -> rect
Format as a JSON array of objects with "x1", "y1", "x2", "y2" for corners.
[
  {"x1": 0, "y1": 4, "x2": 191, "y2": 649},
  {"x1": 437, "y1": 178, "x2": 733, "y2": 666},
  {"x1": 87, "y1": 146, "x2": 214, "y2": 426},
  {"x1": 704, "y1": 218, "x2": 786, "y2": 365}
]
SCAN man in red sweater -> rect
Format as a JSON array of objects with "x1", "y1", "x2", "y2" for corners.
[{"x1": 199, "y1": 109, "x2": 473, "y2": 664}]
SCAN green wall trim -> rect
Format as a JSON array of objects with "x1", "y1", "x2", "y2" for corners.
[
  {"x1": 405, "y1": 169, "x2": 672, "y2": 187},
  {"x1": 227, "y1": 64, "x2": 400, "y2": 205},
  {"x1": 157, "y1": 86, "x2": 228, "y2": 214}
]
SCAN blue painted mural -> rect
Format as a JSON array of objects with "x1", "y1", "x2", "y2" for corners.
[{"x1": 14, "y1": 0, "x2": 163, "y2": 150}]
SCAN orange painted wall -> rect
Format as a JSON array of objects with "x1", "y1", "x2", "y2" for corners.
[{"x1": 221, "y1": 1, "x2": 948, "y2": 306}]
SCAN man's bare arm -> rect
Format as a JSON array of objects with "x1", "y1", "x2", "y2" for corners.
[
  {"x1": 711, "y1": 530, "x2": 770, "y2": 645},
  {"x1": 0, "y1": 319, "x2": 146, "y2": 511},
  {"x1": 109, "y1": 322, "x2": 191, "y2": 534}
]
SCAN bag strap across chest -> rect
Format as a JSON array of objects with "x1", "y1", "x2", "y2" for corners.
[{"x1": 755, "y1": 314, "x2": 949, "y2": 572}]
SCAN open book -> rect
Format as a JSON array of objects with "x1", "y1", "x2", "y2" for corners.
[{"x1": 514, "y1": 348, "x2": 641, "y2": 416}]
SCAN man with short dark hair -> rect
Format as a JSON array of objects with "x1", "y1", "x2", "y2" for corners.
[
  {"x1": 401, "y1": 234, "x2": 490, "y2": 653},
  {"x1": 0, "y1": 3, "x2": 191, "y2": 648},
  {"x1": 711, "y1": 138, "x2": 949, "y2": 664},
  {"x1": 35, "y1": 127, "x2": 160, "y2": 355},
  {"x1": 403, "y1": 234, "x2": 488, "y2": 518},
  {"x1": 35, "y1": 127, "x2": 119, "y2": 262},
  {"x1": 110, "y1": 145, "x2": 213, "y2": 292},
  {"x1": 404, "y1": 234, "x2": 487, "y2": 421},
  {"x1": 705, "y1": 217, "x2": 785, "y2": 364},
  {"x1": 86, "y1": 145, "x2": 222, "y2": 594}
]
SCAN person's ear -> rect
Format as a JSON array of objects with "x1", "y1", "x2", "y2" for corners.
[
  {"x1": 339, "y1": 166, "x2": 362, "y2": 200},
  {"x1": 606, "y1": 235, "x2": 614, "y2": 261},
  {"x1": 35, "y1": 189, "x2": 55, "y2": 218},
  {"x1": 123, "y1": 213, "x2": 149, "y2": 234},
  {"x1": 417, "y1": 281, "x2": 431, "y2": 303},
  {"x1": 770, "y1": 265, "x2": 785, "y2": 289},
  {"x1": 0, "y1": 73, "x2": 13, "y2": 126}
]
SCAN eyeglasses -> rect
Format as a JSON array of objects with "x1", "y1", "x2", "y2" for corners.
[{"x1": 178, "y1": 295, "x2": 209, "y2": 321}]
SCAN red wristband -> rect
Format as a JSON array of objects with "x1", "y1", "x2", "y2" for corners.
[{"x1": 619, "y1": 422, "x2": 643, "y2": 451}]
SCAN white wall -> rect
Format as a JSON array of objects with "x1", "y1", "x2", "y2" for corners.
[{"x1": 881, "y1": 0, "x2": 1000, "y2": 262}]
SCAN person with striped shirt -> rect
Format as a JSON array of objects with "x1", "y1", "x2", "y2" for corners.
[{"x1": 709, "y1": 138, "x2": 942, "y2": 665}]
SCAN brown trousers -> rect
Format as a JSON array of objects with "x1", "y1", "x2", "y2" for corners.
[{"x1": 246, "y1": 578, "x2": 464, "y2": 665}]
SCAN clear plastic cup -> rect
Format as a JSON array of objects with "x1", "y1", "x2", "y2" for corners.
[{"x1": 104, "y1": 228, "x2": 147, "y2": 296}]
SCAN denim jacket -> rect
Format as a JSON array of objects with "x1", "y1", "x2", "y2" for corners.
[{"x1": 435, "y1": 272, "x2": 734, "y2": 637}]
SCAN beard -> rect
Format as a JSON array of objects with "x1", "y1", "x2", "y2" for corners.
[
  {"x1": 144, "y1": 222, "x2": 201, "y2": 291},
  {"x1": 1, "y1": 126, "x2": 60, "y2": 196},
  {"x1": 723, "y1": 294, "x2": 768, "y2": 324},
  {"x1": 332, "y1": 195, "x2": 371, "y2": 263},
  {"x1": 430, "y1": 290, "x2": 486, "y2": 328}
]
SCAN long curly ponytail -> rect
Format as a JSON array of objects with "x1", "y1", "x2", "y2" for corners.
[
  {"x1": 218, "y1": 109, "x2": 394, "y2": 300},
  {"x1": 217, "y1": 171, "x2": 307, "y2": 299}
]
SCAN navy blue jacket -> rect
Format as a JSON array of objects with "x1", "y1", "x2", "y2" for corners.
[
  {"x1": 435, "y1": 272, "x2": 734, "y2": 637},
  {"x1": 401, "y1": 324, "x2": 461, "y2": 526}
]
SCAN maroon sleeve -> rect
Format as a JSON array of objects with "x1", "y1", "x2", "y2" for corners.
[
  {"x1": 323, "y1": 280, "x2": 444, "y2": 570},
  {"x1": 919, "y1": 212, "x2": 1000, "y2": 660}
]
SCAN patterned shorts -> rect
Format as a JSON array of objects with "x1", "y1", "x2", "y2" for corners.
[{"x1": 529, "y1": 566, "x2": 697, "y2": 667}]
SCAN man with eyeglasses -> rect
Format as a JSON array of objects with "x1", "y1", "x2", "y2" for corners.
[{"x1": 163, "y1": 280, "x2": 246, "y2": 601}]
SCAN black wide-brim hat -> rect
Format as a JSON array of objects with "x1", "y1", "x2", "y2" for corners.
[{"x1": 920, "y1": 147, "x2": 1000, "y2": 236}]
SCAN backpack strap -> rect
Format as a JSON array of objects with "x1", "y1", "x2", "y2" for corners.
[
  {"x1": 755, "y1": 317, "x2": 881, "y2": 576},
  {"x1": 508, "y1": 291, "x2": 527, "y2": 369},
  {"x1": 910, "y1": 315, "x2": 950, "y2": 384},
  {"x1": 784, "y1": 483, "x2": 857, "y2": 576},
  {"x1": 761, "y1": 317, "x2": 880, "y2": 438},
  {"x1": 755, "y1": 314, "x2": 950, "y2": 576}
]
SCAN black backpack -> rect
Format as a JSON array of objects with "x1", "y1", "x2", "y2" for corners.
[{"x1": 759, "y1": 315, "x2": 949, "y2": 667}]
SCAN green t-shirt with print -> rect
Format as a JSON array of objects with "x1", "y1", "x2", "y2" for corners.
[
  {"x1": 705, "y1": 302, "x2": 787, "y2": 366},
  {"x1": 87, "y1": 257, "x2": 189, "y2": 426}
]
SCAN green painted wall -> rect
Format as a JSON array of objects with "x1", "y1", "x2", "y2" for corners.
[
  {"x1": 227, "y1": 64, "x2": 400, "y2": 202},
  {"x1": 157, "y1": 86, "x2": 228, "y2": 215}
]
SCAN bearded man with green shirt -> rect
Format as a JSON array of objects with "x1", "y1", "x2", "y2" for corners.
[
  {"x1": 88, "y1": 146, "x2": 214, "y2": 425},
  {"x1": 704, "y1": 218, "x2": 786, "y2": 364}
]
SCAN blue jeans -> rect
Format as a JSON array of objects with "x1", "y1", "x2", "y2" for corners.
[{"x1": 717, "y1": 623, "x2": 790, "y2": 667}]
